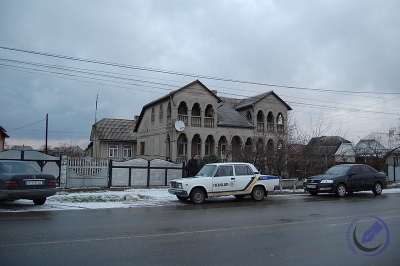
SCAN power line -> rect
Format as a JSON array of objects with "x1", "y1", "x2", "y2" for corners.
[
  {"x1": 1, "y1": 46, "x2": 399, "y2": 95},
  {"x1": 1, "y1": 60, "x2": 399, "y2": 117},
  {"x1": 1, "y1": 63, "x2": 399, "y2": 119},
  {"x1": 8, "y1": 119, "x2": 46, "y2": 131}
]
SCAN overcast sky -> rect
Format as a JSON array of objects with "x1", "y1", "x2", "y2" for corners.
[{"x1": 1, "y1": 0, "x2": 399, "y2": 149}]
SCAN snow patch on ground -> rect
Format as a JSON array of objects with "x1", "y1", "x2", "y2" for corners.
[{"x1": 1, "y1": 187, "x2": 400, "y2": 213}]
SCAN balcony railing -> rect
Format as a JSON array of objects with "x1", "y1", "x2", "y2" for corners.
[
  {"x1": 277, "y1": 124, "x2": 284, "y2": 133},
  {"x1": 177, "y1": 114, "x2": 188, "y2": 126},
  {"x1": 204, "y1": 117, "x2": 214, "y2": 128},
  {"x1": 267, "y1": 123, "x2": 274, "y2": 132},
  {"x1": 191, "y1": 116, "x2": 201, "y2": 127}
]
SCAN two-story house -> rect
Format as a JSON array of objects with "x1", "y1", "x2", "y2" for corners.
[{"x1": 134, "y1": 80, "x2": 292, "y2": 163}]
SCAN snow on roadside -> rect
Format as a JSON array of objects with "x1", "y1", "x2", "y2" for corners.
[{"x1": 1, "y1": 187, "x2": 400, "y2": 213}]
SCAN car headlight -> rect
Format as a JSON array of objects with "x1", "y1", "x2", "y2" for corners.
[
  {"x1": 177, "y1": 183, "x2": 183, "y2": 189},
  {"x1": 320, "y1": 180, "x2": 333, "y2": 184}
]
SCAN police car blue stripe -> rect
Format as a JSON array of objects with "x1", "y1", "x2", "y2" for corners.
[{"x1": 258, "y1": 175, "x2": 279, "y2": 180}]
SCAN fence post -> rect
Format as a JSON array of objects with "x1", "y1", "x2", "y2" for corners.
[
  {"x1": 108, "y1": 159, "x2": 113, "y2": 188},
  {"x1": 147, "y1": 160, "x2": 151, "y2": 188},
  {"x1": 128, "y1": 168, "x2": 132, "y2": 187},
  {"x1": 165, "y1": 168, "x2": 168, "y2": 186},
  {"x1": 60, "y1": 155, "x2": 68, "y2": 189}
]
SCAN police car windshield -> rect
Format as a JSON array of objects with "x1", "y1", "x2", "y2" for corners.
[{"x1": 197, "y1": 165, "x2": 217, "y2": 177}]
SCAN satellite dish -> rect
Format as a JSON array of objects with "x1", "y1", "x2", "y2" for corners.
[{"x1": 175, "y1": 120, "x2": 185, "y2": 132}]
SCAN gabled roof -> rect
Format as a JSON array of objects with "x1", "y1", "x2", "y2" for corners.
[
  {"x1": 307, "y1": 136, "x2": 351, "y2": 156},
  {"x1": 235, "y1": 91, "x2": 292, "y2": 111},
  {"x1": 359, "y1": 131, "x2": 399, "y2": 150},
  {"x1": 217, "y1": 98, "x2": 254, "y2": 128},
  {"x1": 134, "y1": 80, "x2": 222, "y2": 131},
  {"x1": 334, "y1": 142, "x2": 356, "y2": 156},
  {"x1": 0, "y1": 126, "x2": 10, "y2": 138},
  {"x1": 90, "y1": 118, "x2": 136, "y2": 141}
]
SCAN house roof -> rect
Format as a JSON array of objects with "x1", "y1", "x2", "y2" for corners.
[
  {"x1": 235, "y1": 91, "x2": 293, "y2": 111},
  {"x1": 307, "y1": 136, "x2": 351, "y2": 156},
  {"x1": 0, "y1": 126, "x2": 10, "y2": 138},
  {"x1": 334, "y1": 142, "x2": 356, "y2": 156},
  {"x1": 359, "y1": 131, "x2": 399, "y2": 150},
  {"x1": 217, "y1": 98, "x2": 254, "y2": 128},
  {"x1": 91, "y1": 118, "x2": 136, "y2": 141},
  {"x1": 134, "y1": 80, "x2": 222, "y2": 132},
  {"x1": 217, "y1": 91, "x2": 292, "y2": 128}
]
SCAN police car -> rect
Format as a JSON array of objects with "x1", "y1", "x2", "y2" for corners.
[{"x1": 168, "y1": 162, "x2": 280, "y2": 204}]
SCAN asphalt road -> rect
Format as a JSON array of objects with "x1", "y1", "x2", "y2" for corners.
[{"x1": 0, "y1": 193, "x2": 399, "y2": 266}]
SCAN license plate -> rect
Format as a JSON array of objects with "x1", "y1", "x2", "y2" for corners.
[
  {"x1": 307, "y1": 184, "x2": 316, "y2": 189},
  {"x1": 25, "y1": 180, "x2": 43, "y2": 185}
]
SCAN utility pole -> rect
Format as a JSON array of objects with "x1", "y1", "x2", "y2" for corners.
[
  {"x1": 95, "y1": 94, "x2": 98, "y2": 123},
  {"x1": 45, "y1": 114, "x2": 48, "y2": 154},
  {"x1": 394, "y1": 156, "x2": 397, "y2": 182}
]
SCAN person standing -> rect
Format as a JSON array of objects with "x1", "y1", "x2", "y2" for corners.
[{"x1": 186, "y1": 154, "x2": 200, "y2": 177}]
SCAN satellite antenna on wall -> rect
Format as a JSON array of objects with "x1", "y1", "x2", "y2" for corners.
[{"x1": 174, "y1": 120, "x2": 185, "y2": 132}]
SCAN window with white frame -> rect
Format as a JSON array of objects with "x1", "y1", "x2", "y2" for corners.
[
  {"x1": 109, "y1": 145, "x2": 118, "y2": 158},
  {"x1": 123, "y1": 145, "x2": 132, "y2": 159}
]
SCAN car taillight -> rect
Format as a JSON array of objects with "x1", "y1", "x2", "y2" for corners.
[
  {"x1": 5, "y1": 181, "x2": 19, "y2": 188},
  {"x1": 48, "y1": 180, "x2": 57, "y2": 187}
]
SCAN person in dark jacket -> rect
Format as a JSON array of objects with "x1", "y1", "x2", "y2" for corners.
[{"x1": 186, "y1": 154, "x2": 200, "y2": 177}]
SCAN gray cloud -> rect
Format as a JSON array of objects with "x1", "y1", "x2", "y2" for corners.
[{"x1": 0, "y1": 0, "x2": 399, "y2": 148}]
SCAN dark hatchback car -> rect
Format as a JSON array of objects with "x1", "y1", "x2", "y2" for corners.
[
  {"x1": 0, "y1": 160, "x2": 57, "y2": 205},
  {"x1": 303, "y1": 164, "x2": 388, "y2": 197}
]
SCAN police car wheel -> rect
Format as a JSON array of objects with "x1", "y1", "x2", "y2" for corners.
[
  {"x1": 190, "y1": 188, "x2": 205, "y2": 204},
  {"x1": 251, "y1": 186, "x2": 265, "y2": 201}
]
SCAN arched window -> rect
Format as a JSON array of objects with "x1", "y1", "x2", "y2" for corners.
[
  {"x1": 231, "y1": 136, "x2": 242, "y2": 162},
  {"x1": 159, "y1": 104, "x2": 163, "y2": 120},
  {"x1": 267, "y1": 112, "x2": 274, "y2": 132},
  {"x1": 178, "y1": 102, "x2": 188, "y2": 125},
  {"x1": 246, "y1": 111, "x2": 252, "y2": 123},
  {"x1": 204, "y1": 104, "x2": 214, "y2": 128},
  {"x1": 205, "y1": 135, "x2": 215, "y2": 156},
  {"x1": 277, "y1": 113, "x2": 284, "y2": 132},
  {"x1": 256, "y1": 110, "x2": 265, "y2": 131},
  {"x1": 167, "y1": 102, "x2": 172, "y2": 117},
  {"x1": 267, "y1": 139, "x2": 274, "y2": 152},
  {"x1": 177, "y1": 134, "x2": 188, "y2": 156},
  {"x1": 191, "y1": 103, "x2": 201, "y2": 127},
  {"x1": 191, "y1": 134, "x2": 202, "y2": 156},
  {"x1": 218, "y1": 136, "x2": 228, "y2": 161},
  {"x1": 151, "y1": 107, "x2": 155, "y2": 122},
  {"x1": 245, "y1": 138, "x2": 252, "y2": 153}
]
